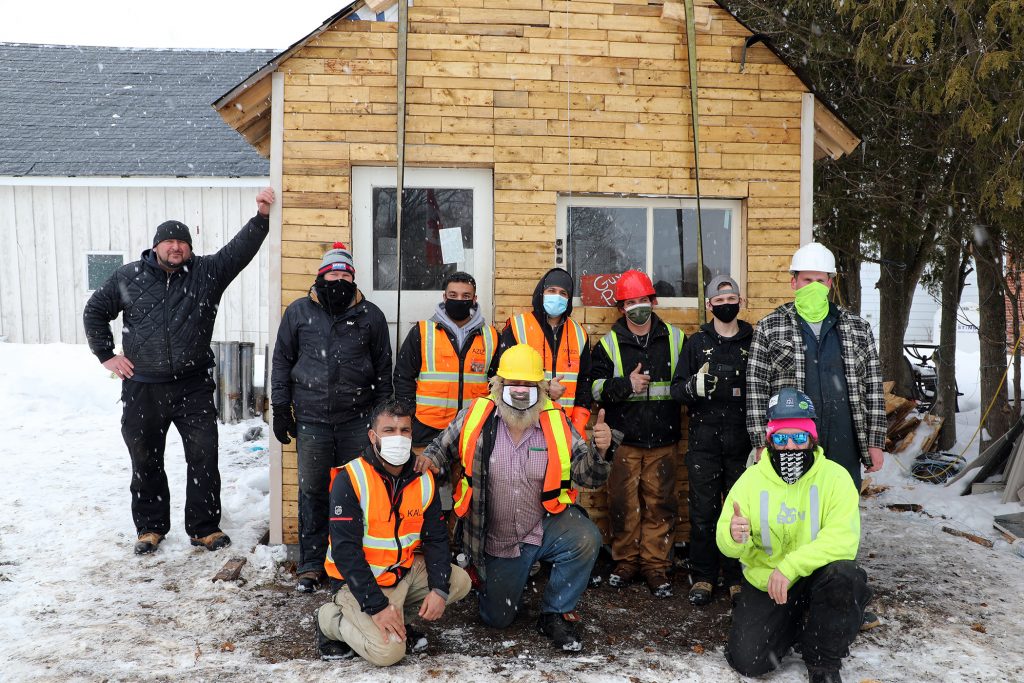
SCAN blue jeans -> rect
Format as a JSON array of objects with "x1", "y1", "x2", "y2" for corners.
[
  {"x1": 479, "y1": 506, "x2": 602, "y2": 628},
  {"x1": 295, "y1": 417, "x2": 370, "y2": 574}
]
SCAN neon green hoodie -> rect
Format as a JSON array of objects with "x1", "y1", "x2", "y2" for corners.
[{"x1": 716, "y1": 447, "x2": 860, "y2": 591}]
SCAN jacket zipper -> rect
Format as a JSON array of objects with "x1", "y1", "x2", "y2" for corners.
[
  {"x1": 453, "y1": 326, "x2": 478, "y2": 412},
  {"x1": 164, "y1": 273, "x2": 174, "y2": 374},
  {"x1": 388, "y1": 475, "x2": 406, "y2": 571}
]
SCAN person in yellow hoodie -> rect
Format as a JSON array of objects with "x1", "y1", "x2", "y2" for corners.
[{"x1": 717, "y1": 388, "x2": 871, "y2": 683}]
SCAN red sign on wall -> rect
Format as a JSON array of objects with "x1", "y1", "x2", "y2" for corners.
[{"x1": 580, "y1": 273, "x2": 622, "y2": 307}]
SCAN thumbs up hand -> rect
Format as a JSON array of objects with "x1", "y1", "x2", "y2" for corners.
[
  {"x1": 730, "y1": 500, "x2": 751, "y2": 544},
  {"x1": 687, "y1": 362, "x2": 718, "y2": 399},
  {"x1": 629, "y1": 362, "x2": 651, "y2": 393},
  {"x1": 549, "y1": 375, "x2": 567, "y2": 401},
  {"x1": 592, "y1": 408, "x2": 612, "y2": 455}
]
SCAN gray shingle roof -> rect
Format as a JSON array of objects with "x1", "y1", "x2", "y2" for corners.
[{"x1": 0, "y1": 43, "x2": 272, "y2": 177}]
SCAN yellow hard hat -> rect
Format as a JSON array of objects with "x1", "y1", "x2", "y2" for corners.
[{"x1": 496, "y1": 344, "x2": 545, "y2": 382}]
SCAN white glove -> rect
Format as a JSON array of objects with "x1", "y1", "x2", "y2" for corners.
[{"x1": 688, "y1": 362, "x2": 718, "y2": 398}]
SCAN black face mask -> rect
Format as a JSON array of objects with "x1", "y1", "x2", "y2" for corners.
[
  {"x1": 711, "y1": 303, "x2": 740, "y2": 323},
  {"x1": 316, "y1": 277, "x2": 356, "y2": 314},
  {"x1": 444, "y1": 298, "x2": 474, "y2": 322},
  {"x1": 767, "y1": 445, "x2": 816, "y2": 485}
]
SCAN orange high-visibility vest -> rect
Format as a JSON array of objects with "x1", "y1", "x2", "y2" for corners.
[
  {"x1": 508, "y1": 313, "x2": 588, "y2": 411},
  {"x1": 452, "y1": 397, "x2": 577, "y2": 518},
  {"x1": 324, "y1": 457, "x2": 436, "y2": 586},
  {"x1": 415, "y1": 320, "x2": 498, "y2": 430}
]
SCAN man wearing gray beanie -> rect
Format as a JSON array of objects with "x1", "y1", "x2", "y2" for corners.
[{"x1": 83, "y1": 187, "x2": 275, "y2": 556}]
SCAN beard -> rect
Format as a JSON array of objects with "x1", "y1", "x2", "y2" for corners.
[{"x1": 490, "y1": 376, "x2": 549, "y2": 431}]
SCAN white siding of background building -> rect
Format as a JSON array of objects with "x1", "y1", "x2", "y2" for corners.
[{"x1": 0, "y1": 178, "x2": 270, "y2": 349}]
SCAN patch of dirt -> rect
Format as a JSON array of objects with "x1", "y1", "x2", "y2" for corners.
[{"x1": 244, "y1": 553, "x2": 733, "y2": 664}]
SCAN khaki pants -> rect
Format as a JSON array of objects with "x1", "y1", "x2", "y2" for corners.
[
  {"x1": 608, "y1": 444, "x2": 678, "y2": 573},
  {"x1": 317, "y1": 556, "x2": 472, "y2": 666}
]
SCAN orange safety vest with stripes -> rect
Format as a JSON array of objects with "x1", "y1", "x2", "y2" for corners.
[
  {"x1": 415, "y1": 320, "x2": 498, "y2": 430},
  {"x1": 323, "y1": 457, "x2": 436, "y2": 586},
  {"x1": 452, "y1": 396, "x2": 577, "y2": 518},
  {"x1": 508, "y1": 313, "x2": 588, "y2": 411}
]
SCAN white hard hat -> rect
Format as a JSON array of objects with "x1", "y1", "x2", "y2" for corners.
[{"x1": 790, "y1": 242, "x2": 836, "y2": 275}]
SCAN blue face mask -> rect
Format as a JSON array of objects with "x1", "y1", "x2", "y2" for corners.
[{"x1": 543, "y1": 293, "x2": 569, "y2": 317}]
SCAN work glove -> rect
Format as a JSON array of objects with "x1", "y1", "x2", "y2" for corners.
[
  {"x1": 687, "y1": 362, "x2": 718, "y2": 398},
  {"x1": 272, "y1": 403, "x2": 297, "y2": 445}
]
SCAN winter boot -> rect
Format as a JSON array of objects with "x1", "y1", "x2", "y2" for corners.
[
  {"x1": 644, "y1": 571, "x2": 672, "y2": 599},
  {"x1": 728, "y1": 583, "x2": 742, "y2": 606},
  {"x1": 537, "y1": 612, "x2": 583, "y2": 652},
  {"x1": 296, "y1": 571, "x2": 324, "y2": 593},
  {"x1": 134, "y1": 532, "x2": 164, "y2": 555},
  {"x1": 190, "y1": 531, "x2": 231, "y2": 551},
  {"x1": 860, "y1": 610, "x2": 881, "y2": 631},
  {"x1": 608, "y1": 562, "x2": 638, "y2": 588},
  {"x1": 807, "y1": 666, "x2": 843, "y2": 683},
  {"x1": 406, "y1": 626, "x2": 428, "y2": 653},
  {"x1": 688, "y1": 581, "x2": 714, "y2": 606},
  {"x1": 315, "y1": 611, "x2": 355, "y2": 661}
]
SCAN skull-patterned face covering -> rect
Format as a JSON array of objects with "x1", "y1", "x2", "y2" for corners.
[{"x1": 767, "y1": 445, "x2": 816, "y2": 484}]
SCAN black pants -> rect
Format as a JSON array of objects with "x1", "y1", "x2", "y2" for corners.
[
  {"x1": 686, "y1": 418, "x2": 749, "y2": 585},
  {"x1": 121, "y1": 373, "x2": 221, "y2": 538},
  {"x1": 295, "y1": 416, "x2": 370, "y2": 574},
  {"x1": 726, "y1": 560, "x2": 872, "y2": 676}
]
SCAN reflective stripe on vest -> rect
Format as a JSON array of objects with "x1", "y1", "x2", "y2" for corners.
[
  {"x1": 415, "y1": 320, "x2": 497, "y2": 429},
  {"x1": 594, "y1": 322, "x2": 684, "y2": 402},
  {"x1": 509, "y1": 313, "x2": 587, "y2": 409},
  {"x1": 323, "y1": 458, "x2": 436, "y2": 585},
  {"x1": 452, "y1": 396, "x2": 577, "y2": 518}
]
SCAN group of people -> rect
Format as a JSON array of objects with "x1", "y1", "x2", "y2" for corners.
[{"x1": 83, "y1": 190, "x2": 885, "y2": 683}]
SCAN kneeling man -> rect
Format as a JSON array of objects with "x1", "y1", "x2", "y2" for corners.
[
  {"x1": 718, "y1": 388, "x2": 871, "y2": 683},
  {"x1": 418, "y1": 344, "x2": 619, "y2": 651},
  {"x1": 316, "y1": 399, "x2": 471, "y2": 665}
]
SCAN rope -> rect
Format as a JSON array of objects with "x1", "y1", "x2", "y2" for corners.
[{"x1": 682, "y1": 0, "x2": 706, "y2": 324}]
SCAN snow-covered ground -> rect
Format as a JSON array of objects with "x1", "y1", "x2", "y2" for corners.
[{"x1": 1, "y1": 343, "x2": 1023, "y2": 682}]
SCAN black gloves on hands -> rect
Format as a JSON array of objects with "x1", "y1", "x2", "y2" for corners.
[{"x1": 272, "y1": 403, "x2": 297, "y2": 444}]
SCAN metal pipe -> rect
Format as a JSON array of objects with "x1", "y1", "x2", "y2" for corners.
[
  {"x1": 221, "y1": 341, "x2": 240, "y2": 424},
  {"x1": 239, "y1": 342, "x2": 255, "y2": 419}
]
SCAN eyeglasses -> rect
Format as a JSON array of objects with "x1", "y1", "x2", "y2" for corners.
[{"x1": 770, "y1": 432, "x2": 811, "y2": 446}]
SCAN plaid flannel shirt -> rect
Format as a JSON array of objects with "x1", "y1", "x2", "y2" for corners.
[
  {"x1": 421, "y1": 401, "x2": 617, "y2": 580},
  {"x1": 745, "y1": 303, "x2": 886, "y2": 465}
]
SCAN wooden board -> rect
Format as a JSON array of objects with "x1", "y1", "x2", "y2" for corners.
[{"x1": 212, "y1": 557, "x2": 247, "y2": 583}]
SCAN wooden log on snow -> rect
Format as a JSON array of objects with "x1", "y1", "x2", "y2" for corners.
[
  {"x1": 941, "y1": 526, "x2": 994, "y2": 548},
  {"x1": 212, "y1": 557, "x2": 247, "y2": 582},
  {"x1": 889, "y1": 416, "x2": 921, "y2": 442}
]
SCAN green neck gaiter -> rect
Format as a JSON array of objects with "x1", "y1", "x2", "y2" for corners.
[{"x1": 794, "y1": 281, "x2": 830, "y2": 323}]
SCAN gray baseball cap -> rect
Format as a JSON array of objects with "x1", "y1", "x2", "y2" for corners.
[{"x1": 705, "y1": 275, "x2": 740, "y2": 299}]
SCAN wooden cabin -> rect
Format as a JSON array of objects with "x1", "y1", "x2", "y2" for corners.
[{"x1": 214, "y1": 0, "x2": 859, "y2": 547}]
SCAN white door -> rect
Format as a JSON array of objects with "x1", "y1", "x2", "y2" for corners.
[{"x1": 352, "y1": 167, "x2": 494, "y2": 350}]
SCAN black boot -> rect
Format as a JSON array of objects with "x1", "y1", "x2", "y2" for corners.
[
  {"x1": 537, "y1": 612, "x2": 582, "y2": 652},
  {"x1": 315, "y1": 611, "x2": 355, "y2": 660},
  {"x1": 406, "y1": 625, "x2": 428, "y2": 653},
  {"x1": 807, "y1": 666, "x2": 843, "y2": 683}
]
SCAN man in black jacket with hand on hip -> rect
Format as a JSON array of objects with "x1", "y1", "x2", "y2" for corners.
[
  {"x1": 83, "y1": 187, "x2": 275, "y2": 556},
  {"x1": 271, "y1": 241, "x2": 393, "y2": 593}
]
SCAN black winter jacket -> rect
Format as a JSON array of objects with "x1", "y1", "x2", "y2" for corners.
[
  {"x1": 271, "y1": 289, "x2": 393, "y2": 425},
  {"x1": 393, "y1": 320, "x2": 500, "y2": 446},
  {"x1": 590, "y1": 313, "x2": 683, "y2": 448},
  {"x1": 83, "y1": 213, "x2": 269, "y2": 381},
  {"x1": 329, "y1": 447, "x2": 451, "y2": 615},
  {"x1": 671, "y1": 320, "x2": 753, "y2": 424}
]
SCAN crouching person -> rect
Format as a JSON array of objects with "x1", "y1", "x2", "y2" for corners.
[
  {"x1": 717, "y1": 388, "x2": 871, "y2": 683},
  {"x1": 315, "y1": 399, "x2": 472, "y2": 665},
  {"x1": 417, "y1": 344, "x2": 619, "y2": 651}
]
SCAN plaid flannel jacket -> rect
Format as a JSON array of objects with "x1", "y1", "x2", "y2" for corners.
[
  {"x1": 745, "y1": 303, "x2": 886, "y2": 465},
  {"x1": 421, "y1": 402, "x2": 616, "y2": 580}
]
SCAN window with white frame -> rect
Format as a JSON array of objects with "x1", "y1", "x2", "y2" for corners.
[
  {"x1": 557, "y1": 196, "x2": 742, "y2": 304},
  {"x1": 85, "y1": 252, "x2": 126, "y2": 291}
]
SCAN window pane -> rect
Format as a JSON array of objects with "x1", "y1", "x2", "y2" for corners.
[
  {"x1": 652, "y1": 208, "x2": 732, "y2": 298},
  {"x1": 86, "y1": 253, "x2": 124, "y2": 290},
  {"x1": 567, "y1": 206, "x2": 646, "y2": 292},
  {"x1": 372, "y1": 187, "x2": 474, "y2": 291}
]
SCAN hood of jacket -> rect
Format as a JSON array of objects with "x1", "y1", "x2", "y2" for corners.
[{"x1": 531, "y1": 267, "x2": 575, "y2": 320}]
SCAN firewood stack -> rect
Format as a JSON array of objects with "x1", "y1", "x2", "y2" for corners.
[{"x1": 884, "y1": 381, "x2": 943, "y2": 455}]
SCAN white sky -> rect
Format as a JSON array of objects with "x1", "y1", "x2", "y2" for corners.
[{"x1": 1, "y1": 0, "x2": 349, "y2": 49}]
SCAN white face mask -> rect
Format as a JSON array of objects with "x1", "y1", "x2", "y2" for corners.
[
  {"x1": 374, "y1": 433, "x2": 413, "y2": 466},
  {"x1": 502, "y1": 385, "x2": 539, "y2": 411}
]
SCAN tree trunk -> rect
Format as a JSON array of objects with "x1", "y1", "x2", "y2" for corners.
[
  {"x1": 974, "y1": 229, "x2": 1012, "y2": 452},
  {"x1": 834, "y1": 245, "x2": 862, "y2": 315},
  {"x1": 1007, "y1": 261, "x2": 1022, "y2": 420},
  {"x1": 934, "y1": 238, "x2": 966, "y2": 450},
  {"x1": 876, "y1": 227, "x2": 937, "y2": 399}
]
